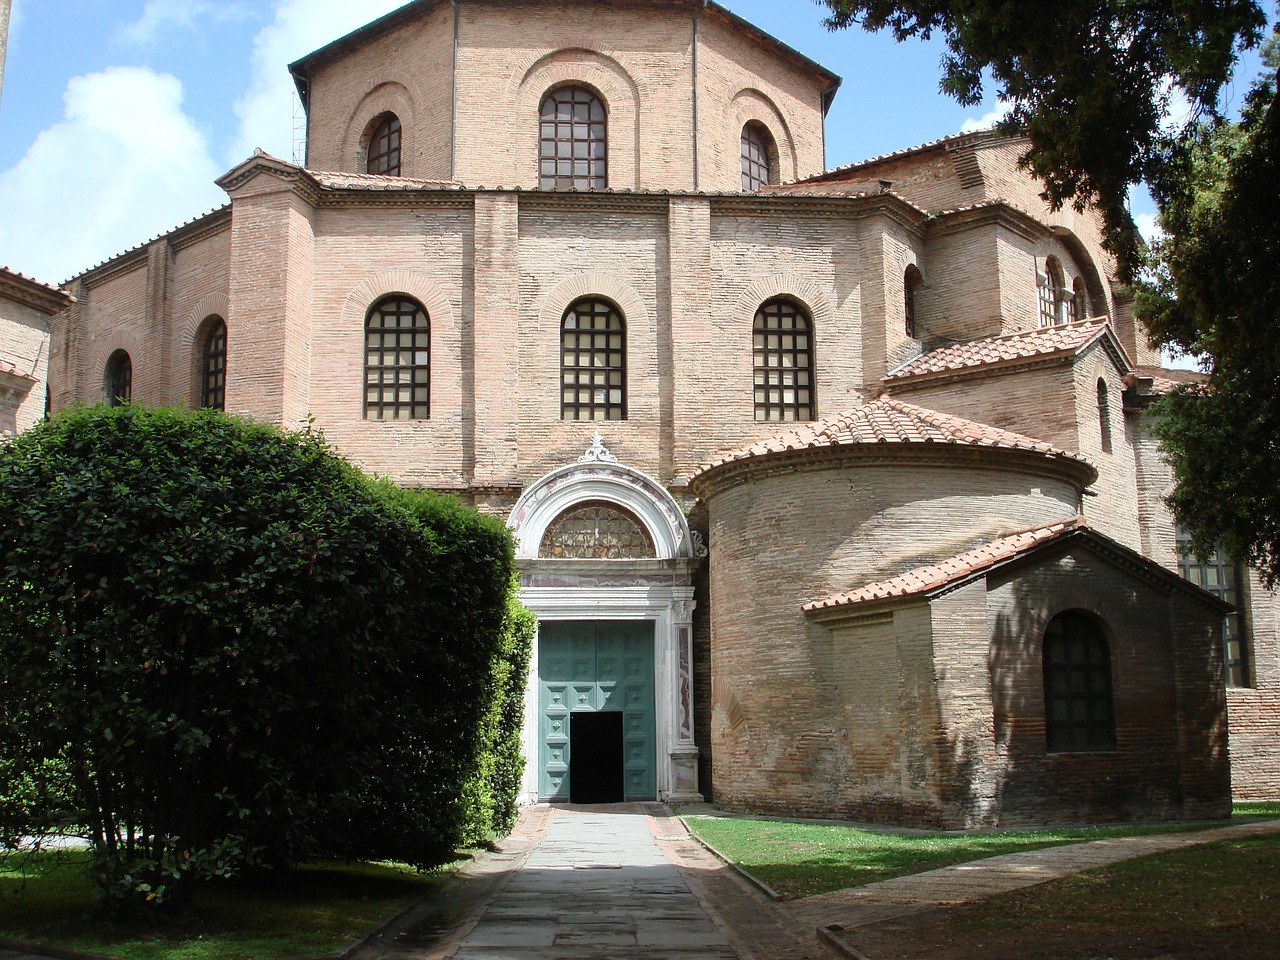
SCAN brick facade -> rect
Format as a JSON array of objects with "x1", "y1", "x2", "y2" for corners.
[{"x1": 41, "y1": 0, "x2": 1277, "y2": 820}]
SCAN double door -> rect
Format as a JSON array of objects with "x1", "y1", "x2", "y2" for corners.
[{"x1": 538, "y1": 620, "x2": 656, "y2": 802}]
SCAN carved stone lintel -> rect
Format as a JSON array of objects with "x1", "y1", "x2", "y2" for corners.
[{"x1": 578, "y1": 432, "x2": 619, "y2": 464}]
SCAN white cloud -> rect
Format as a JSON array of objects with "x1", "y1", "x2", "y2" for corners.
[
  {"x1": 960, "y1": 99, "x2": 1013, "y2": 134},
  {"x1": 228, "y1": 0, "x2": 406, "y2": 165},
  {"x1": 1134, "y1": 211, "x2": 1164, "y2": 244},
  {"x1": 0, "y1": 67, "x2": 224, "y2": 282},
  {"x1": 117, "y1": 0, "x2": 252, "y2": 48}
]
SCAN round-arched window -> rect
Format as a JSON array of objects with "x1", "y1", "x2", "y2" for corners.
[
  {"x1": 539, "y1": 87, "x2": 607, "y2": 190},
  {"x1": 104, "y1": 350, "x2": 132, "y2": 407}
]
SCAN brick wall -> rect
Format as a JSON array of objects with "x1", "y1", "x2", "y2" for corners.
[
  {"x1": 985, "y1": 546, "x2": 1231, "y2": 824},
  {"x1": 704, "y1": 455, "x2": 1080, "y2": 818},
  {"x1": 0, "y1": 294, "x2": 51, "y2": 432}
]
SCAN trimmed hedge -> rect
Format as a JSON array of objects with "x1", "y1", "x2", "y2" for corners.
[{"x1": 0, "y1": 406, "x2": 530, "y2": 910}]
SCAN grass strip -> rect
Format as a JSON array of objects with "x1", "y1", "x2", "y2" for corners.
[
  {"x1": 682, "y1": 804, "x2": 1276, "y2": 899},
  {"x1": 853, "y1": 831, "x2": 1280, "y2": 960},
  {"x1": 0, "y1": 849, "x2": 452, "y2": 960}
]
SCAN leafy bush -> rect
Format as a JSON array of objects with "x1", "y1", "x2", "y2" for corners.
[{"x1": 0, "y1": 406, "x2": 528, "y2": 911}]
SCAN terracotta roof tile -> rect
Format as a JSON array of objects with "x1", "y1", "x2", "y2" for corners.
[
  {"x1": 793, "y1": 130, "x2": 1021, "y2": 185},
  {"x1": 696, "y1": 397, "x2": 1085, "y2": 473},
  {"x1": 0, "y1": 266, "x2": 65, "y2": 295},
  {"x1": 307, "y1": 169, "x2": 462, "y2": 190},
  {"x1": 885, "y1": 318, "x2": 1122, "y2": 382},
  {"x1": 0, "y1": 357, "x2": 38, "y2": 382},
  {"x1": 1129, "y1": 365, "x2": 1206, "y2": 395},
  {"x1": 804, "y1": 517, "x2": 1086, "y2": 612}
]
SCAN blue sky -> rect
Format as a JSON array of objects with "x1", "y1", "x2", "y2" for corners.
[{"x1": 0, "y1": 0, "x2": 1262, "y2": 284}]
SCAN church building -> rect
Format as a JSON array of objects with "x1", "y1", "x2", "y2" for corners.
[{"x1": 43, "y1": 0, "x2": 1278, "y2": 826}]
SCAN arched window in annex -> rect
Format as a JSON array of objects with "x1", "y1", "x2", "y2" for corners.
[
  {"x1": 364, "y1": 294, "x2": 430, "y2": 420},
  {"x1": 364, "y1": 112, "x2": 402, "y2": 176},
  {"x1": 904, "y1": 264, "x2": 924, "y2": 339},
  {"x1": 104, "y1": 350, "x2": 132, "y2": 407},
  {"x1": 561, "y1": 297, "x2": 625, "y2": 421},
  {"x1": 1042, "y1": 610, "x2": 1116, "y2": 752},
  {"x1": 199, "y1": 316, "x2": 228, "y2": 410},
  {"x1": 740, "y1": 121, "x2": 778, "y2": 191},
  {"x1": 753, "y1": 297, "x2": 815, "y2": 422},
  {"x1": 539, "y1": 85, "x2": 607, "y2": 190}
]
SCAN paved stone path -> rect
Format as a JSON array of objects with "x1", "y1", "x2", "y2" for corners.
[{"x1": 5, "y1": 809, "x2": 1279, "y2": 960}]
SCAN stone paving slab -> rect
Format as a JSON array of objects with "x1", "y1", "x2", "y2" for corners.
[{"x1": 446, "y1": 805, "x2": 737, "y2": 960}]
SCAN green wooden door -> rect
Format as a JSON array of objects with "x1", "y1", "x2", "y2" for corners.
[{"x1": 538, "y1": 620, "x2": 656, "y2": 801}]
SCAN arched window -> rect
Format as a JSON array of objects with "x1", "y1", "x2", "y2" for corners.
[
  {"x1": 904, "y1": 264, "x2": 924, "y2": 339},
  {"x1": 1096, "y1": 378, "x2": 1112, "y2": 453},
  {"x1": 1038, "y1": 257, "x2": 1070, "y2": 327},
  {"x1": 539, "y1": 87, "x2": 606, "y2": 190},
  {"x1": 201, "y1": 317, "x2": 227, "y2": 411},
  {"x1": 741, "y1": 122, "x2": 777, "y2": 191},
  {"x1": 561, "y1": 298, "x2": 625, "y2": 420},
  {"x1": 364, "y1": 295, "x2": 429, "y2": 420},
  {"x1": 1073, "y1": 277, "x2": 1088, "y2": 321},
  {"x1": 754, "y1": 298, "x2": 814, "y2": 422},
  {"x1": 366, "y1": 113, "x2": 402, "y2": 176},
  {"x1": 104, "y1": 350, "x2": 132, "y2": 407},
  {"x1": 538, "y1": 500, "x2": 656, "y2": 559},
  {"x1": 1043, "y1": 611, "x2": 1116, "y2": 752}
]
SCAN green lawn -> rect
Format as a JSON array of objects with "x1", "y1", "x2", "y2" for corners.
[
  {"x1": 683, "y1": 803, "x2": 1277, "y2": 899},
  {"x1": 0, "y1": 849, "x2": 450, "y2": 960},
  {"x1": 854, "y1": 832, "x2": 1280, "y2": 960}
]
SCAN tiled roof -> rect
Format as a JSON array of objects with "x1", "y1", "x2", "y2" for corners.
[
  {"x1": 696, "y1": 397, "x2": 1084, "y2": 473},
  {"x1": 0, "y1": 265, "x2": 65, "y2": 296},
  {"x1": 804, "y1": 517, "x2": 1086, "y2": 613},
  {"x1": 0, "y1": 357, "x2": 38, "y2": 382},
  {"x1": 885, "y1": 318, "x2": 1125, "y2": 382},
  {"x1": 307, "y1": 169, "x2": 462, "y2": 190},
  {"x1": 1130, "y1": 365, "x2": 1206, "y2": 395},
  {"x1": 793, "y1": 130, "x2": 1021, "y2": 185}
]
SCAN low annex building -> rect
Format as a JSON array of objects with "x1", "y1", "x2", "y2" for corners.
[{"x1": 42, "y1": 0, "x2": 1277, "y2": 825}]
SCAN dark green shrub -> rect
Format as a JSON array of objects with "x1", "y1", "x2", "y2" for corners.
[{"x1": 0, "y1": 407, "x2": 527, "y2": 910}]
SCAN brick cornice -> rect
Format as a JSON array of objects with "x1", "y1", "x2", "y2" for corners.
[
  {"x1": 0, "y1": 269, "x2": 72, "y2": 315},
  {"x1": 690, "y1": 442, "x2": 1096, "y2": 501}
]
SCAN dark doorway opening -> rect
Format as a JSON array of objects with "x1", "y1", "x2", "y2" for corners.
[{"x1": 569, "y1": 711, "x2": 624, "y2": 803}]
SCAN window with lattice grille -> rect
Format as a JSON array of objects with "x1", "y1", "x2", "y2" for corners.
[
  {"x1": 1177, "y1": 527, "x2": 1251, "y2": 687},
  {"x1": 202, "y1": 318, "x2": 227, "y2": 411},
  {"x1": 539, "y1": 87, "x2": 606, "y2": 190},
  {"x1": 741, "y1": 122, "x2": 776, "y2": 191},
  {"x1": 539, "y1": 501, "x2": 656, "y2": 559},
  {"x1": 364, "y1": 296, "x2": 429, "y2": 420},
  {"x1": 753, "y1": 298, "x2": 814, "y2": 422},
  {"x1": 366, "y1": 113, "x2": 402, "y2": 176},
  {"x1": 1043, "y1": 611, "x2": 1116, "y2": 752},
  {"x1": 561, "y1": 298, "x2": 625, "y2": 420},
  {"x1": 105, "y1": 350, "x2": 132, "y2": 407}
]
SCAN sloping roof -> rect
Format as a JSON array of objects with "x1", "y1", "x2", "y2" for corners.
[
  {"x1": 0, "y1": 357, "x2": 38, "y2": 383},
  {"x1": 804, "y1": 517, "x2": 1236, "y2": 617},
  {"x1": 1129, "y1": 364, "x2": 1206, "y2": 396},
  {"x1": 794, "y1": 130, "x2": 1024, "y2": 186},
  {"x1": 885, "y1": 318, "x2": 1132, "y2": 385},
  {"x1": 307, "y1": 169, "x2": 461, "y2": 190},
  {"x1": 288, "y1": 0, "x2": 841, "y2": 107},
  {"x1": 0, "y1": 265, "x2": 73, "y2": 313},
  {"x1": 695, "y1": 397, "x2": 1086, "y2": 475},
  {"x1": 65, "y1": 206, "x2": 232, "y2": 286},
  {"x1": 804, "y1": 517, "x2": 1086, "y2": 612}
]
